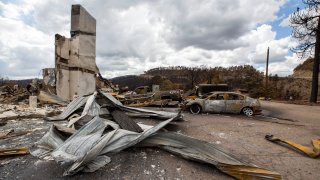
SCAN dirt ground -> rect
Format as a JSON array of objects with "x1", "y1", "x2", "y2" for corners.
[{"x1": 1, "y1": 101, "x2": 319, "y2": 180}]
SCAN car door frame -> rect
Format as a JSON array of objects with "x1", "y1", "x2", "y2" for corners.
[
  {"x1": 203, "y1": 93, "x2": 226, "y2": 113},
  {"x1": 224, "y1": 93, "x2": 245, "y2": 113}
]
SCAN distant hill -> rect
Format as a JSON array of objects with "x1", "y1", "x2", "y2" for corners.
[
  {"x1": 292, "y1": 57, "x2": 319, "y2": 79},
  {"x1": 294, "y1": 57, "x2": 314, "y2": 72},
  {"x1": 111, "y1": 75, "x2": 150, "y2": 90},
  {"x1": 111, "y1": 65, "x2": 265, "y2": 97},
  {"x1": 0, "y1": 78, "x2": 34, "y2": 87},
  {"x1": 286, "y1": 57, "x2": 320, "y2": 100}
]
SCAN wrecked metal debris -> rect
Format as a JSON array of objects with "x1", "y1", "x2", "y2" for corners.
[
  {"x1": 31, "y1": 90, "x2": 281, "y2": 179},
  {"x1": 110, "y1": 109, "x2": 143, "y2": 133},
  {"x1": 140, "y1": 132, "x2": 281, "y2": 180},
  {"x1": 45, "y1": 95, "x2": 89, "y2": 121},
  {"x1": 31, "y1": 113, "x2": 179, "y2": 176},
  {"x1": 265, "y1": 134, "x2": 320, "y2": 158},
  {"x1": 46, "y1": 91, "x2": 181, "y2": 122}
]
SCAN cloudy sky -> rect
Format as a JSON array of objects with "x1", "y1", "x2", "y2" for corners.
[{"x1": 0, "y1": 0, "x2": 307, "y2": 79}]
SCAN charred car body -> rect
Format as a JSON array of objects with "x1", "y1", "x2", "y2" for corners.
[{"x1": 186, "y1": 92, "x2": 261, "y2": 116}]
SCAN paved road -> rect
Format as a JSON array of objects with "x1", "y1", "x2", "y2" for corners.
[{"x1": 260, "y1": 101, "x2": 320, "y2": 126}]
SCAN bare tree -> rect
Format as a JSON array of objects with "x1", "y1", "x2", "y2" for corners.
[
  {"x1": 185, "y1": 67, "x2": 202, "y2": 88},
  {"x1": 204, "y1": 68, "x2": 216, "y2": 84},
  {"x1": 290, "y1": 0, "x2": 320, "y2": 103}
]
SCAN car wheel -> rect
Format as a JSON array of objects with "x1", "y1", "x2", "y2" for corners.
[
  {"x1": 190, "y1": 104, "x2": 201, "y2": 114},
  {"x1": 242, "y1": 107, "x2": 253, "y2": 116}
]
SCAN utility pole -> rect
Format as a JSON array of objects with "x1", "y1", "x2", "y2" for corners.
[{"x1": 265, "y1": 47, "x2": 269, "y2": 88}]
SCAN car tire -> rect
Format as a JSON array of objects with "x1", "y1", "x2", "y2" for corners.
[
  {"x1": 242, "y1": 107, "x2": 253, "y2": 116},
  {"x1": 190, "y1": 104, "x2": 201, "y2": 114}
]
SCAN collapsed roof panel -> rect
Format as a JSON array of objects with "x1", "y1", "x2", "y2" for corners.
[{"x1": 31, "y1": 90, "x2": 281, "y2": 179}]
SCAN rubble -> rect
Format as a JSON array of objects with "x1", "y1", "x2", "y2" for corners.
[
  {"x1": 31, "y1": 91, "x2": 181, "y2": 176},
  {"x1": 1, "y1": 3, "x2": 319, "y2": 180},
  {"x1": 30, "y1": 90, "x2": 281, "y2": 179},
  {"x1": 37, "y1": 91, "x2": 67, "y2": 106},
  {"x1": 0, "y1": 103, "x2": 63, "y2": 128},
  {"x1": 0, "y1": 129, "x2": 30, "y2": 140},
  {"x1": 0, "y1": 85, "x2": 14, "y2": 97},
  {"x1": 0, "y1": 84, "x2": 29, "y2": 104},
  {"x1": 26, "y1": 79, "x2": 42, "y2": 96},
  {"x1": 119, "y1": 86, "x2": 183, "y2": 108}
]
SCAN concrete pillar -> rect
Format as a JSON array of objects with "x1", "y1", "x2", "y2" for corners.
[{"x1": 55, "y1": 4, "x2": 97, "y2": 100}]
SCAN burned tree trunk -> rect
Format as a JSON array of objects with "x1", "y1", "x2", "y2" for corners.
[
  {"x1": 290, "y1": 1, "x2": 320, "y2": 103},
  {"x1": 310, "y1": 17, "x2": 320, "y2": 103}
]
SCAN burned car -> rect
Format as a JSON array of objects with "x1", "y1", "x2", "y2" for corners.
[{"x1": 186, "y1": 92, "x2": 261, "y2": 116}]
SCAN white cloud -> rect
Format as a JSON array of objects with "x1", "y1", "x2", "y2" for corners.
[
  {"x1": 268, "y1": 54, "x2": 301, "y2": 76},
  {"x1": 0, "y1": 0, "x2": 299, "y2": 79},
  {"x1": 280, "y1": 16, "x2": 290, "y2": 27},
  {"x1": 0, "y1": 2, "x2": 21, "y2": 19},
  {"x1": 0, "y1": 2, "x2": 53, "y2": 79}
]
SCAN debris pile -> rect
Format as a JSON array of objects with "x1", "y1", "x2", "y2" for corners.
[
  {"x1": 119, "y1": 87, "x2": 183, "y2": 108},
  {"x1": 0, "y1": 84, "x2": 29, "y2": 104},
  {"x1": 2, "y1": 3, "x2": 316, "y2": 179},
  {"x1": 31, "y1": 90, "x2": 281, "y2": 179},
  {"x1": 0, "y1": 79, "x2": 62, "y2": 106},
  {"x1": 0, "y1": 103, "x2": 65, "y2": 162}
]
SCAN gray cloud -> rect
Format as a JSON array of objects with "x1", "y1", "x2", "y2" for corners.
[
  {"x1": 0, "y1": 0, "x2": 297, "y2": 79},
  {"x1": 152, "y1": 0, "x2": 250, "y2": 50},
  {"x1": 97, "y1": 56, "x2": 131, "y2": 71},
  {"x1": 0, "y1": 44, "x2": 53, "y2": 78}
]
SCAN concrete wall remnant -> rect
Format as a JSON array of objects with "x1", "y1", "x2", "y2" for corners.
[
  {"x1": 42, "y1": 68, "x2": 56, "y2": 87},
  {"x1": 42, "y1": 68, "x2": 56, "y2": 94},
  {"x1": 55, "y1": 4, "x2": 97, "y2": 100}
]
